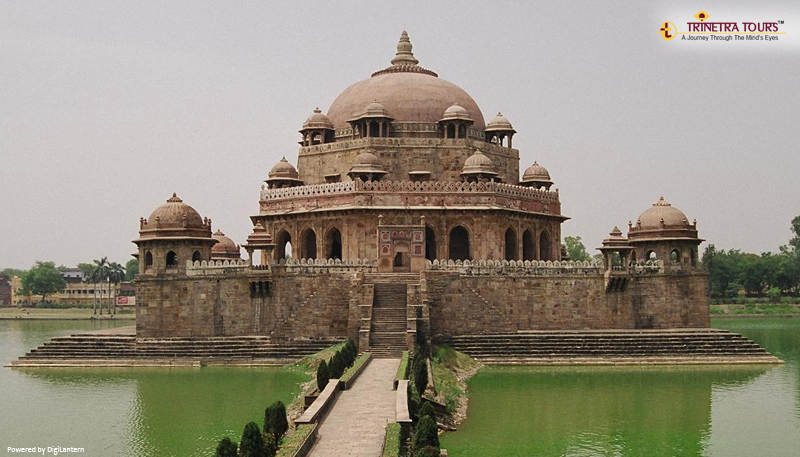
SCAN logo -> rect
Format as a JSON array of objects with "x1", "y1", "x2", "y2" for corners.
[
  {"x1": 659, "y1": 11, "x2": 784, "y2": 42},
  {"x1": 660, "y1": 22, "x2": 676, "y2": 40}
]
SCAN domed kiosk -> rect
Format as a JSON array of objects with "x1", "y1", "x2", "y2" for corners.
[
  {"x1": 628, "y1": 196, "x2": 703, "y2": 265},
  {"x1": 134, "y1": 193, "x2": 215, "y2": 275}
]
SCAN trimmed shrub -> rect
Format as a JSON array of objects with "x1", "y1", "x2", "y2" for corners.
[
  {"x1": 418, "y1": 401, "x2": 435, "y2": 422},
  {"x1": 239, "y1": 422, "x2": 266, "y2": 457},
  {"x1": 416, "y1": 445, "x2": 440, "y2": 457},
  {"x1": 263, "y1": 401, "x2": 289, "y2": 441},
  {"x1": 316, "y1": 359, "x2": 329, "y2": 392},
  {"x1": 214, "y1": 437, "x2": 238, "y2": 457},
  {"x1": 261, "y1": 432, "x2": 277, "y2": 457},
  {"x1": 329, "y1": 351, "x2": 344, "y2": 379},
  {"x1": 413, "y1": 415, "x2": 439, "y2": 450},
  {"x1": 407, "y1": 382, "x2": 420, "y2": 422},
  {"x1": 342, "y1": 339, "x2": 356, "y2": 367},
  {"x1": 412, "y1": 351, "x2": 428, "y2": 395}
]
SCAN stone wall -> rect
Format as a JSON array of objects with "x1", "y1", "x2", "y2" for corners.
[
  {"x1": 423, "y1": 266, "x2": 710, "y2": 339},
  {"x1": 136, "y1": 267, "x2": 361, "y2": 341}
]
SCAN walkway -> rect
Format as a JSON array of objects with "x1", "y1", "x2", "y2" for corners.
[{"x1": 310, "y1": 358, "x2": 400, "y2": 457}]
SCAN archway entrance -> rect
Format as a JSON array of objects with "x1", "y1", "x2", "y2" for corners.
[
  {"x1": 449, "y1": 226, "x2": 470, "y2": 261},
  {"x1": 326, "y1": 228, "x2": 342, "y2": 260},
  {"x1": 274, "y1": 230, "x2": 292, "y2": 261},
  {"x1": 425, "y1": 226, "x2": 437, "y2": 261},
  {"x1": 523, "y1": 230, "x2": 535, "y2": 261},
  {"x1": 300, "y1": 228, "x2": 317, "y2": 260},
  {"x1": 393, "y1": 244, "x2": 410, "y2": 272},
  {"x1": 504, "y1": 228, "x2": 517, "y2": 261}
]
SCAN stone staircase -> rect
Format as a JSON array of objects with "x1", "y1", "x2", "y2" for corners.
[
  {"x1": 363, "y1": 272, "x2": 421, "y2": 284},
  {"x1": 441, "y1": 329, "x2": 782, "y2": 365},
  {"x1": 9, "y1": 334, "x2": 338, "y2": 367},
  {"x1": 369, "y1": 283, "x2": 408, "y2": 358}
]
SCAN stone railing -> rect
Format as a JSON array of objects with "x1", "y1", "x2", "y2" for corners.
[
  {"x1": 274, "y1": 258, "x2": 377, "y2": 274},
  {"x1": 629, "y1": 260, "x2": 665, "y2": 274},
  {"x1": 261, "y1": 179, "x2": 558, "y2": 202},
  {"x1": 425, "y1": 259, "x2": 603, "y2": 275},
  {"x1": 186, "y1": 259, "x2": 250, "y2": 276}
]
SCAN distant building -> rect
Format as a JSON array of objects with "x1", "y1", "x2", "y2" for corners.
[{"x1": 0, "y1": 274, "x2": 11, "y2": 307}]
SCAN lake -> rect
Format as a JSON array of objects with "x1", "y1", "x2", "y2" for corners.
[
  {"x1": 0, "y1": 320, "x2": 309, "y2": 456},
  {"x1": 440, "y1": 318, "x2": 800, "y2": 457}
]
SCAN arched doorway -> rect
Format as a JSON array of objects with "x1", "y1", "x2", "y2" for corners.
[
  {"x1": 539, "y1": 231, "x2": 552, "y2": 261},
  {"x1": 144, "y1": 251, "x2": 153, "y2": 271},
  {"x1": 325, "y1": 228, "x2": 342, "y2": 260},
  {"x1": 274, "y1": 230, "x2": 292, "y2": 261},
  {"x1": 393, "y1": 243, "x2": 411, "y2": 272},
  {"x1": 522, "y1": 230, "x2": 535, "y2": 261},
  {"x1": 425, "y1": 226, "x2": 437, "y2": 261},
  {"x1": 192, "y1": 251, "x2": 202, "y2": 262},
  {"x1": 449, "y1": 226, "x2": 470, "y2": 261},
  {"x1": 670, "y1": 249, "x2": 681, "y2": 263},
  {"x1": 300, "y1": 228, "x2": 317, "y2": 260},
  {"x1": 504, "y1": 228, "x2": 517, "y2": 261}
]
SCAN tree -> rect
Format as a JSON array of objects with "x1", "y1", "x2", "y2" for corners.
[
  {"x1": 412, "y1": 349, "x2": 428, "y2": 396},
  {"x1": 125, "y1": 259, "x2": 139, "y2": 282},
  {"x1": 238, "y1": 422, "x2": 266, "y2": 457},
  {"x1": 263, "y1": 401, "x2": 288, "y2": 441},
  {"x1": 329, "y1": 351, "x2": 344, "y2": 379},
  {"x1": 215, "y1": 437, "x2": 238, "y2": 457},
  {"x1": 413, "y1": 415, "x2": 439, "y2": 451},
  {"x1": 20, "y1": 261, "x2": 65, "y2": 304},
  {"x1": 89, "y1": 257, "x2": 108, "y2": 315},
  {"x1": 108, "y1": 261, "x2": 126, "y2": 314},
  {"x1": 316, "y1": 359, "x2": 329, "y2": 392},
  {"x1": 1, "y1": 268, "x2": 26, "y2": 279},
  {"x1": 565, "y1": 236, "x2": 591, "y2": 262}
]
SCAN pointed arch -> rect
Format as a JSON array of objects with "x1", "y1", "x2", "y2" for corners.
[
  {"x1": 274, "y1": 230, "x2": 292, "y2": 261},
  {"x1": 325, "y1": 227, "x2": 343, "y2": 260},
  {"x1": 522, "y1": 229, "x2": 535, "y2": 261},
  {"x1": 425, "y1": 226, "x2": 437, "y2": 261},
  {"x1": 449, "y1": 225, "x2": 471, "y2": 261},
  {"x1": 504, "y1": 227, "x2": 518, "y2": 261},
  {"x1": 300, "y1": 228, "x2": 317, "y2": 260}
]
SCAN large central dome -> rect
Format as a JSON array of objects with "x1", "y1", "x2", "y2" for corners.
[{"x1": 326, "y1": 31, "x2": 485, "y2": 130}]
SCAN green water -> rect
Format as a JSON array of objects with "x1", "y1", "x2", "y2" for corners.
[
  {"x1": 0, "y1": 320, "x2": 309, "y2": 457},
  {"x1": 440, "y1": 318, "x2": 800, "y2": 456}
]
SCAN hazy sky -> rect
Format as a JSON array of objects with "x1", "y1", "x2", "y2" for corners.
[{"x1": 1, "y1": 1, "x2": 798, "y2": 269}]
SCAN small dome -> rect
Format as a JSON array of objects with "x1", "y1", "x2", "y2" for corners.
[
  {"x1": 486, "y1": 112, "x2": 515, "y2": 132},
  {"x1": 302, "y1": 107, "x2": 334, "y2": 130},
  {"x1": 268, "y1": 157, "x2": 300, "y2": 180},
  {"x1": 522, "y1": 161, "x2": 551, "y2": 183},
  {"x1": 439, "y1": 103, "x2": 473, "y2": 122},
  {"x1": 349, "y1": 151, "x2": 387, "y2": 176},
  {"x1": 461, "y1": 150, "x2": 498, "y2": 177},
  {"x1": 211, "y1": 230, "x2": 241, "y2": 260},
  {"x1": 147, "y1": 193, "x2": 205, "y2": 229},
  {"x1": 636, "y1": 197, "x2": 691, "y2": 228}
]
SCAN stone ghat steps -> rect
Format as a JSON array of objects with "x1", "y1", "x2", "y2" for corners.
[
  {"x1": 11, "y1": 335, "x2": 338, "y2": 366},
  {"x1": 442, "y1": 330, "x2": 781, "y2": 364},
  {"x1": 364, "y1": 273, "x2": 421, "y2": 284}
]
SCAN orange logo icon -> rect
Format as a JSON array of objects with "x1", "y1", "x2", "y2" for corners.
[
  {"x1": 660, "y1": 22, "x2": 676, "y2": 40},
  {"x1": 694, "y1": 11, "x2": 709, "y2": 21}
]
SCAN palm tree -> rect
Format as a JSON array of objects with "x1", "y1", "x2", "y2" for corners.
[
  {"x1": 108, "y1": 262, "x2": 125, "y2": 314},
  {"x1": 90, "y1": 257, "x2": 108, "y2": 315}
]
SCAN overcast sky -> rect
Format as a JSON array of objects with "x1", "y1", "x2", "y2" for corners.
[{"x1": 1, "y1": 1, "x2": 798, "y2": 269}]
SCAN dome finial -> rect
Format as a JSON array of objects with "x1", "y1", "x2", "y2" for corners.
[{"x1": 391, "y1": 30, "x2": 419, "y2": 67}]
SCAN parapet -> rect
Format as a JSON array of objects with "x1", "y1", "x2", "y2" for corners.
[{"x1": 425, "y1": 259, "x2": 603, "y2": 275}]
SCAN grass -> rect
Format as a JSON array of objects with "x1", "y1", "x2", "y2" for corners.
[
  {"x1": 711, "y1": 303, "x2": 800, "y2": 315},
  {"x1": 381, "y1": 422, "x2": 402, "y2": 457},
  {"x1": 430, "y1": 345, "x2": 480, "y2": 414},
  {"x1": 275, "y1": 423, "x2": 315, "y2": 457},
  {"x1": 395, "y1": 351, "x2": 409, "y2": 387},
  {"x1": 340, "y1": 351, "x2": 371, "y2": 385},
  {"x1": 0, "y1": 307, "x2": 135, "y2": 320}
]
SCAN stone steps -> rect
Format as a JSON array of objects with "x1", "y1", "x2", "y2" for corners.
[
  {"x1": 364, "y1": 273, "x2": 421, "y2": 284},
  {"x1": 11, "y1": 335, "x2": 338, "y2": 366},
  {"x1": 369, "y1": 283, "x2": 408, "y2": 356},
  {"x1": 441, "y1": 330, "x2": 781, "y2": 364}
]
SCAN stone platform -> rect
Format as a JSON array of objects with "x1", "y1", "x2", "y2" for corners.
[
  {"x1": 7, "y1": 329, "x2": 339, "y2": 367},
  {"x1": 441, "y1": 328, "x2": 783, "y2": 365}
]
